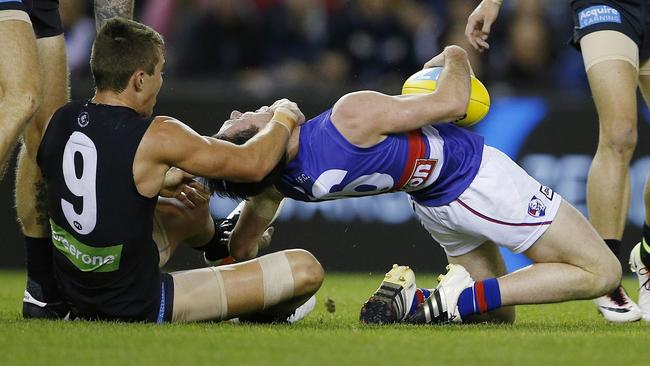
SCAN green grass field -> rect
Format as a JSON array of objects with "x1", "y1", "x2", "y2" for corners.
[{"x1": 0, "y1": 270, "x2": 647, "y2": 366}]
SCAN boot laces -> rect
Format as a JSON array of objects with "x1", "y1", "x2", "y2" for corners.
[{"x1": 639, "y1": 267, "x2": 650, "y2": 291}]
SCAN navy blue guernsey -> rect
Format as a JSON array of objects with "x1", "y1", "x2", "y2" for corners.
[
  {"x1": 37, "y1": 101, "x2": 162, "y2": 321},
  {"x1": 275, "y1": 109, "x2": 484, "y2": 206}
]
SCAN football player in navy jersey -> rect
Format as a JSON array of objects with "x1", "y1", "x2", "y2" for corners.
[
  {"x1": 36, "y1": 18, "x2": 323, "y2": 323},
  {"x1": 18, "y1": 0, "x2": 138, "y2": 320},
  {"x1": 465, "y1": 0, "x2": 650, "y2": 322},
  {"x1": 208, "y1": 45, "x2": 620, "y2": 325}
]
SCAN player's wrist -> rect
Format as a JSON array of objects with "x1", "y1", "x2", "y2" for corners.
[
  {"x1": 444, "y1": 52, "x2": 468, "y2": 68},
  {"x1": 271, "y1": 110, "x2": 297, "y2": 132}
]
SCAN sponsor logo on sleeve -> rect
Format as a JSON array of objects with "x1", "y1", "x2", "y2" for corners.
[{"x1": 578, "y1": 5, "x2": 621, "y2": 29}]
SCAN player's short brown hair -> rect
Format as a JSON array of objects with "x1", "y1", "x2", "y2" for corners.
[{"x1": 90, "y1": 18, "x2": 164, "y2": 92}]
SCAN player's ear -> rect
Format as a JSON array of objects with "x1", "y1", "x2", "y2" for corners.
[{"x1": 133, "y1": 70, "x2": 146, "y2": 91}]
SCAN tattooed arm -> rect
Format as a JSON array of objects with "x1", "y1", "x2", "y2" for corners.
[{"x1": 94, "y1": 0, "x2": 135, "y2": 32}]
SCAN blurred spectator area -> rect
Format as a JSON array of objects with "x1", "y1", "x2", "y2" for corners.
[{"x1": 63, "y1": 0, "x2": 588, "y2": 97}]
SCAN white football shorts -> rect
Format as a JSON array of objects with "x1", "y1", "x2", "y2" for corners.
[{"x1": 409, "y1": 146, "x2": 562, "y2": 257}]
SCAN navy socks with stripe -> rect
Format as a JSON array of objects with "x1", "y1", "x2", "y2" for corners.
[{"x1": 456, "y1": 278, "x2": 502, "y2": 318}]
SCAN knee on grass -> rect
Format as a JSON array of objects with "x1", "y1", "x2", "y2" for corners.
[
  {"x1": 586, "y1": 250, "x2": 622, "y2": 298},
  {"x1": 286, "y1": 249, "x2": 324, "y2": 297}
]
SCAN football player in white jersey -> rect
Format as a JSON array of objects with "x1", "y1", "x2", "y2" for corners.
[{"x1": 206, "y1": 45, "x2": 621, "y2": 325}]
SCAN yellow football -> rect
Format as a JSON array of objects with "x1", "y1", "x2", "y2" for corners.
[{"x1": 402, "y1": 67, "x2": 490, "y2": 127}]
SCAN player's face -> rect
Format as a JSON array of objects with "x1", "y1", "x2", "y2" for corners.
[
  {"x1": 141, "y1": 55, "x2": 165, "y2": 116},
  {"x1": 218, "y1": 108, "x2": 273, "y2": 136}
]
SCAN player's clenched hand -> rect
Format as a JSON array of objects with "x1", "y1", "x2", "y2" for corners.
[
  {"x1": 465, "y1": 0, "x2": 502, "y2": 52},
  {"x1": 160, "y1": 167, "x2": 195, "y2": 198},
  {"x1": 269, "y1": 98, "x2": 306, "y2": 126},
  {"x1": 423, "y1": 45, "x2": 468, "y2": 69},
  {"x1": 444, "y1": 45, "x2": 468, "y2": 62},
  {"x1": 177, "y1": 180, "x2": 211, "y2": 209}
]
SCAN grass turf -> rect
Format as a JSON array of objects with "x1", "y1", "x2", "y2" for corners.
[{"x1": 0, "y1": 270, "x2": 646, "y2": 366}]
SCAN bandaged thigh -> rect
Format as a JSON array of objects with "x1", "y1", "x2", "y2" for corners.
[
  {"x1": 581, "y1": 30, "x2": 639, "y2": 72},
  {"x1": 0, "y1": 10, "x2": 31, "y2": 24},
  {"x1": 259, "y1": 251, "x2": 295, "y2": 308},
  {"x1": 171, "y1": 267, "x2": 228, "y2": 322}
]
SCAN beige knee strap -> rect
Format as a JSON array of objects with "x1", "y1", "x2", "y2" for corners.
[
  {"x1": 170, "y1": 267, "x2": 228, "y2": 322},
  {"x1": 639, "y1": 58, "x2": 650, "y2": 76},
  {"x1": 581, "y1": 30, "x2": 638, "y2": 72},
  {"x1": 259, "y1": 252, "x2": 294, "y2": 309},
  {"x1": 0, "y1": 10, "x2": 31, "y2": 24}
]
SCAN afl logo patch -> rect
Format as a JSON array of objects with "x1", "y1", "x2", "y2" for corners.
[
  {"x1": 77, "y1": 112, "x2": 90, "y2": 127},
  {"x1": 539, "y1": 185, "x2": 554, "y2": 200},
  {"x1": 528, "y1": 196, "x2": 547, "y2": 218}
]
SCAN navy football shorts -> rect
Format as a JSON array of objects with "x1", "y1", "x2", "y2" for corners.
[
  {"x1": 571, "y1": 0, "x2": 650, "y2": 59},
  {"x1": 0, "y1": 0, "x2": 62, "y2": 38}
]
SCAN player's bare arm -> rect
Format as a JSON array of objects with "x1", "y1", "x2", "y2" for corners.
[
  {"x1": 330, "y1": 46, "x2": 470, "y2": 147},
  {"x1": 228, "y1": 187, "x2": 284, "y2": 260},
  {"x1": 465, "y1": 0, "x2": 502, "y2": 51},
  {"x1": 134, "y1": 104, "x2": 304, "y2": 197},
  {"x1": 94, "y1": 0, "x2": 134, "y2": 31}
]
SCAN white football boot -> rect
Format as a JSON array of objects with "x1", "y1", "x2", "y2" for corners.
[
  {"x1": 228, "y1": 295, "x2": 317, "y2": 324},
  {"x1": 287, "y1": 295, "x2": 317, "y2": 323},
  {"x1": 629, "y1": 242, "x2": 650, "y2": 321},
  {"x1": 23, "y1": 278, "x2": 71, "y2": 320},
  {"x1": 359, "y1": 264, "x2": 417, "y2": 324},
  {"x1": 594, "y1": 283, "x2": 641, "y2": 322},
  {"x1": 407, "y1": 264, "x2": 473, "y2": 324}
]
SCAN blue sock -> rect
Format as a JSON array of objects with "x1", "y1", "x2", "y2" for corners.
[
  {"x1": 409, "y1": 288, "x2": 431, "y2": 316},
  {"x1": 456, "y1": 279, "x2": 502, "y2": 318}
]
